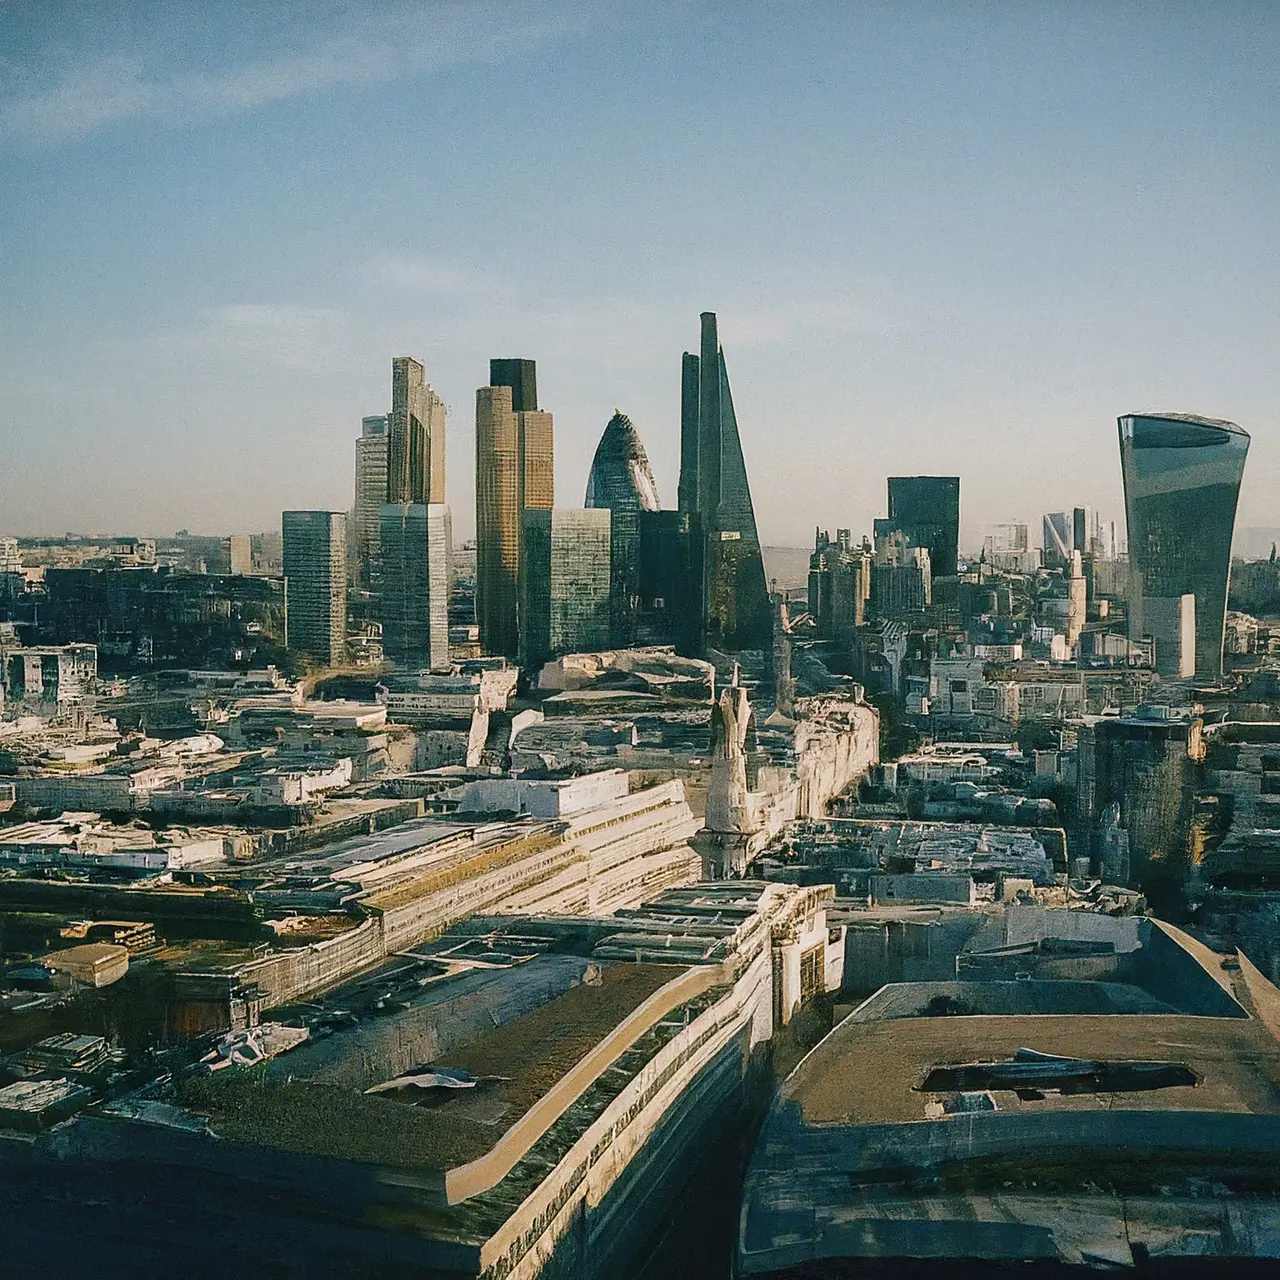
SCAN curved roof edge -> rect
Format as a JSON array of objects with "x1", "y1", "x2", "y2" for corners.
[{"x1": 1120, "y1": 411, "x2": 1249, "y2": 439}]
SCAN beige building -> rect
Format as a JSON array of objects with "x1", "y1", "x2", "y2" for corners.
[{"x1": 475, "y1": 360, "x2": 553, "y2": 657}]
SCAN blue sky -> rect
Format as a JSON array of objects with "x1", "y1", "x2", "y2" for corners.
[{"x1": 3, "y1": 1, "x2": 1279, "y2": 548}]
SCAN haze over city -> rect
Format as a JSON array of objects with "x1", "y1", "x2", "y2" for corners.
[{"x1": 4, "y1": 0, "x2": 1280, "y2": 544}]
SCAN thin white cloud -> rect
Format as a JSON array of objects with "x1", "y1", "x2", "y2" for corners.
[
  {"x1": 0, "y1": 2, "x2": 593, "y2": 146},
  {"x1": 109, "y1": 303, "x2": 355, "y2": 372},
  {"x1": 363, "y1": 254, "x2": 478, "y2": 296}
]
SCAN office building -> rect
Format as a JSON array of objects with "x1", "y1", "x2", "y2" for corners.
[
  {"x1": 1076, "y1": 704, "x2": 1205, "y2": 896},
  {"x1": 637, "y1": 509, "x2": 703, "y2": 654},
  {"x1": 475, "y1": 361, "x2": 554, "y2": 657},
  {"x1": 281, "y1": 511, "x2": 347, "y2": 667},
  {"x1": 372, "y1": 360, "x2": 453, "y2": 669},
  {"x1": 1119, "y1": 413, "x2": 1249, "y2": 679},
  {"x1": 519, "y1": 508, "x2": 610, "y2": 669},
  {"x1": 1065, "y1": 549, "x2": 1087, "y2": 649},
  {"x1": 353, "y1": 415, "x2": 389, "y2": 587},
  {"x1": 883, "y1": 476, "x2": 960, "y2": 577},
  {"x1": 379, "y1": 502, "x2": 450, "y2": 670},
  {"x1": 387, "y1": 358, "x2": 445, "y2": 506},
  {"x1": 1073, "y1": 504, "x2": 1100, "y2": 559},
  {"x1": 488, "y1": 358, "x2": 538, "y2": 412},
  {"x1": 676, "y1": 312, "x2": 771, "y2": 653},
  {"x1": 809, "y1": 529, "x2": 872, "y2": 647},
  {"x1": 1042, "y1": 511, "x2": 1072, "y2": 568},
  {"x1": 585, "y1": 411, "x2": 661, "y2": 645}
]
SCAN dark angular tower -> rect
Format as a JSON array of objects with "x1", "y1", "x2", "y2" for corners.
[
  {"x1": 489, "y1": 359, "x2": 538, "y2": 413},
  {"x1": 677, "y1": 312, "x2": 771, "y2": 652},
  {"x1": 585, "y1": 411, "x2": 660, "y2": 646},
  {"x1": 884, "y1": 476, "x2": 960, "y2": 578}
]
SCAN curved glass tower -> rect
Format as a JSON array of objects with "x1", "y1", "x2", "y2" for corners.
[
  {"x1": 585, "y1": 412, "x2": 660, "y2": 644},
  {"x1": 1119, "y1": 413, "x2": 1249, "y2": 679}
]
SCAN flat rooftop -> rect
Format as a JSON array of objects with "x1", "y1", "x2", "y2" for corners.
[
  {"x1": 788, "y1": 1012, "x2": 1280, "y2": 1127},
  {"x1": 181, "y1": 961, "x2": 685, "y2": 1172}
]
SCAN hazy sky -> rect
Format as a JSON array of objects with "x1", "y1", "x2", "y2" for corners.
[{"x1": 3, "y1": 2, "x2": 1279, "y2": 549}]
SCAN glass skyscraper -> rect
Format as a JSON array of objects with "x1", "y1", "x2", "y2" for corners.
[
  {"x1": 884, "y1": 476, "x2": 960, "y2": 578},
  {"x1": 1119, "y1": 412, "x2": 1249, "y2": 679},
  {"x1": 585, "y1": 411, "x2": 660, "y2": 645},
  {"x1": 677, "y1": 312, "x2": 771, "y2": 653}
]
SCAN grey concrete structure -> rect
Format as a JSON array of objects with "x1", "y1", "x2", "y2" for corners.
[
  {"x1": 281, "y1": 510, "x2": 347, "y2": 667},
  {"x1": 739, "y1": 919, "x2": 1280, "y2": 1275},
  {"x1": 1119, "y1": 412, "x2": 1249, "y2": 679}
]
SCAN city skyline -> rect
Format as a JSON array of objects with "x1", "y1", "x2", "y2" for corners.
[{"x1": 4, "y1": 3, "x2": 1280, "y2": 544}]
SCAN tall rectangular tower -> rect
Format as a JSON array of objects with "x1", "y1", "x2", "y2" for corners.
[
  {"x1": 519, "y1": 508, "x2": 611, "y2": 669},
  {"x1": 388, "y1": 357, "x2": 446, "y2": 505},
  {"x1": 379, "y1": 502, "x2": 451, "y2": 670},
  {"x1": 475, "y1": 362, "x2": 554, "y2": 658},
  {"x1": 489, "y1": 358, "x2": 538, "y2": 413},
  {"x1": 353, "y1": 414, "x2": 388, "y2": 588},
  {"x1": 886, "y1": 476, "x2": 960, "y2": 577},
  {"x1": 282, "y1": 511, "x2": 347, "y2": 667}
]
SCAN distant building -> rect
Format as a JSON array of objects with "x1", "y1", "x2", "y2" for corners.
[
  {"x1": 1065, "y1": 549, "x2": 1087, "y2": 649},
  {"x1": 223, "y1": 534, "x2": 252, "y2": 576},
  {"x1": 585, "y1": 411, "x2": 660, "y2": 646},
  {"x1": 519, "y1": 508, "x2": 610, "y2": 669},
  {"x1": 677, "y1": 312, "x2": 771, "y2": 654},
  {"x1": 1119, "y1": 412, "x2": 1249, "y2": 679},
  {"x1": 1076, "y1": 704, "x2": 1205, "y2": 896},
  {"x1": 281, "y1": 511, "x2": 347, "y2": 667},
  {"x1": 0, "y1": 642, "x2": 96, "y2": 706},
  {"x1": 1042, "y1": 511, "x2": 1072, "y2": 568},
  {"x1": 476, "y1": 362, "x2": 554, "y2": 658},
  {"x1": 809, "y1": 529, "x2": 872, "y2": 647},
  {"x1": 34, "y1": 567, "x2": 286, "y2": 667},
  {"x1": 883, "y1": 476, "x2": 960, "y2": 577},
  {"x1": 373, "y1": 361, "x2": 451, "y2": 669},
  {"x1": 379, "y1": 503, "x2": 450, "y2": 670},
  {"x1": 353, "y1": 414, "x2": 389, "y2": 587},
  {"x1": 387, "y1": 358, "x2": 445, "y2": 506},
  {"x1": 1073, "y1": 504, "x2": 1101, "y2": 558},
  {"x1": 637, "y1": 509, "x2": 703, "y2": 654},
  {"x1": 871, "y1": 531, "x2": 931, "y2": 618}
]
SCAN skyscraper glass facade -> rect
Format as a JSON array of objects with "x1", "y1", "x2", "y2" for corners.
[
  {"x1": 885, "y1": 476, "x2": 960, "y2": 577},
  {"x1": 281, "y1": 510, "x2": 347, "y2": 667},
  {"x1": 677, "y1": 312, "x2": 771, "y2": 653},
  {"x1": 519, "y1": 508, "x2": 611, "y2": 669},
  {"x1": 585, "y1": 411, "x2": 660, "y2": 645},
  {"x1": 1119, "y1": 413, "x2": 1249, "y2": 679}
]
